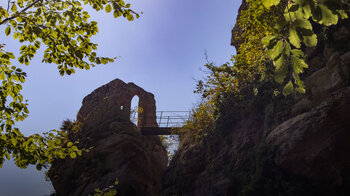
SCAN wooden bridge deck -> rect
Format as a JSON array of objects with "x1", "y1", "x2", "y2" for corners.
[{"x1": 140, "y1": 127, "x2": 179, "y2": 135}]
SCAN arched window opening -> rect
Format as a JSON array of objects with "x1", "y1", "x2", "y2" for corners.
[
  {"x1": 130, "y1": 95, "x2": 140, "y2": 126},
  {"x1": 120, "y1": 105, "x2": 124, "y2": 111}
]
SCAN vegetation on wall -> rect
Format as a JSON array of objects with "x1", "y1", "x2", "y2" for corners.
[
  {"x1": 262, "y1": 0, "x2": 348, "y2": 95},
  {"x1": 188, "y1": 0, "x2": 348, "y2": 137},
  {"x1": 0, "y1": 0, "x2": 137, "y2": 169}
]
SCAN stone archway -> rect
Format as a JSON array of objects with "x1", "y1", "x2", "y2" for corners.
[
  {"x1": 77, "y1": 78, "x2": 157, "y2": 128},
  {"x1": 130, "y1": 95, "x2": 140, "y2": 126}
]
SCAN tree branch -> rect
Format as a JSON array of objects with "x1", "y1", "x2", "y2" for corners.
[
  {"x1": 7, "y1": 0, "x2": 11, "y2": 12},
  {"x1": 0, "y1": 0, "x2": 42, "y2": 26}
]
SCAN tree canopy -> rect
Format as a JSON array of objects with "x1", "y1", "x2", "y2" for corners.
[
  {"x1": 191, "y1": 0, "x2": 348, "y2": 138},
  {"x1": 262, "y1": 0, "x2": 348, "y2": 95},
  {"x1": 196, "y1": 0, "x2": 348, "y2": 101},
  {"x1": 0, "y1": 0, "x2": 137, "y2": 169}
]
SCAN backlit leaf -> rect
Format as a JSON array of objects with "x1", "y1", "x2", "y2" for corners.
[
  {"x1": 5, "y1": 27, "x2": 11, "y2": 36},
  {"x1": 105, "y1": 4, "x2": 112, "y2": 13},
  {"x1": 289, "y1": 27, "x2": 301, "y2": 48},
  {"x1": 318, "y1": 4, "x2": 338, "y2": 26},
  {"x1": 262, "y1": 0, "x2": 281, "y2": 9},
  {"x1": 282, "y1": 81, "x2": 294, "y2": 96}
]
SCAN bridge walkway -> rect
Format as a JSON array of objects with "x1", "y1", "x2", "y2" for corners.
[{"x1": 135, "y1": 111, "x2": 190, "y2": 135}]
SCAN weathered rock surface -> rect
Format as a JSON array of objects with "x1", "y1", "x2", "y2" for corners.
[
  {"x1": 161, "y1": 2, "x2": 350, "y2": 196},
  {"x1": 267, "y1": 87, "x2": 350, "y2": 190},
  {"x1": 231, "y1": 0, "x2": 248, "y2": 49},
  {"x1": 49, "y1": 80, "x2": 167, "y2": 196}
]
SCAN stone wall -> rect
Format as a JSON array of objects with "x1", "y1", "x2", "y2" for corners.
[{"x1": 77, "y1": 78, "x2": 157, "y2": 127}]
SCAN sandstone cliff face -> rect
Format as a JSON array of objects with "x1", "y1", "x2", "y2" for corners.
[
  {"x1": 267, "y1": 87, "x2": 350, "y2": 189},
  {"x1": 162, "y1": 3, "x2": 350, "y2": 196},
  {"x1": 49, "y1": 80, "x2": 168, "y2": 196}
]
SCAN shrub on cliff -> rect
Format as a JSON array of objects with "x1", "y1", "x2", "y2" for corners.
[{"x1": 189, "y1": 0, "x2": 348, "y2": 136}]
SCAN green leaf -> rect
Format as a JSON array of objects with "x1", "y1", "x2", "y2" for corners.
[
  {"x1": 274, "y1": 62, "x2": 288, "y2": 83},
  {"x1": 270, "y1": 39, "x2": 284, "y2": 60},
  {"x1": 5, "y1": 27, "x2": 11, "y2": 36},
  {"x1": 110, "y1": 189, "x2": 117, "y2": 195},
  {"x1": 261, "y1": 35, "x2": 276, "y2": 47},
  {"x1": 262, "y1": 0, "x2": 281, "y2": 9},
  {"x1": 11, "y1": 4, "x2": 17, "y2": 12},
  {"x1": 284, "y1": 10, "x2": 297, "y2": 22},
  {"x1": 274, "y1": 19, "x2": 287, "y2": 30},
  {"x1": 0, "y1": 72, "x2": 6, "y2": 80},
  {"x1": 126, "y1": 14, "x2": 134, "y2": 21},
  {"x1": 336, "y1": 10, "x2": 348, "y2": 19},
  {"x1": 67, "y1": 142, "x2": 73, "y2": 147},
  {"x1": 55, "y1": 138, "x2": 61, "y2": 145},
  {"x1": 105, "y1": 4, "x2": 112, "y2": 13},
  {"x1": 293, "y1": 0, "x2": 303, "y2": 4},
  {"x1": 302, "y1": 3, "x2": 312, "y2": 18},
  {"x1": 284, "y1": 42, "x2": 291, "y2": 55},
  {"x1": 291, "y1": 55, "x2": 303, "y2": 74},
  {"x1": 294, "y1": 18, "x2": 313, "y2": 30},
  {"x1": 11, "y1": 138, "x2": 17, "y2": 146},
  {"x1": 70, "y1": 152, "x2": 77, "y2": 159},
  {"x1": 291, "y1": 49, "x2": 304, "y2": 58},
  {"x1": 303, "y1": 33, "x2": 317, "y2": 47},
  {"x1": 273, "y1": 55, "x2": 284, "y2": 70},
  {"x1": 282, "y1": 81, "x2": 294, "y2": 96},
  {"x1": 113, "y1": 11, "x2": 121, "y2": 18},
  {"x1": 289, "y1": 27, "x2": 301, "y2": 48},
  {"x1": 1, "y1": 134, "x2": 7, "y2": 140},
  {"x1": 318, "y1": 4, "x2": 338, "y2": 26},
  {"x1": 296, "y1": 86, "x2": 306, "y2": 94},
  {"x1": 13, "y1": 33, "x2": 18, "y2": 39}
]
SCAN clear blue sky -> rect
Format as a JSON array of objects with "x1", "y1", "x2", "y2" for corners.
[{"x1": 0, "y1": 0, "x2": 240, "y2": 195}]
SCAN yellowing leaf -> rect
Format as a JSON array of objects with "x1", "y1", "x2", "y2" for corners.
[
  {"x1": 105, "y1": 4, "x2": 112, "y2": 13},
  {"x1": 5, "y1": 27, "x2": 11, "y2": 36},
  {"x1": 11, "y1": 4, "x2": 17, "y2": 12}
]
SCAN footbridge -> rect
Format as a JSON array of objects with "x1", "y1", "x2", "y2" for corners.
[
  {"x1": 76, "y1": 78, "x2": 191, "y2": 136},
  {"x1": 136, "y1": 111, "x2": 191, "y2": 135}
]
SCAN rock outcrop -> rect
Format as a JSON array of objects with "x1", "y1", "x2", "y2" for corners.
[
  {"x1": 267, "y1": 87, "x2": 350, "y2": 190},
  {"x1": 231, "y1": 0, "x2": 248, "y2": 49},
  {"x1": 49, "y1": 80, "x2": 167, "y2": 196},
  {"x1": 162, "y1": 2, "x2": 350, "y2": 196}
]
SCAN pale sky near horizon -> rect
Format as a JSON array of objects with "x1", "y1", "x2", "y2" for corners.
[{"x1": 0, "y1": 0, "x2": 240, "y2": 195}]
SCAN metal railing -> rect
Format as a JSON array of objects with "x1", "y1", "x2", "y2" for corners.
[
  {"x1": 131, "y1": 109, "x2": 191, "y2": 128},
  {"x1": 156, "y1": 111, "x2": 191, "y2": 128}
]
